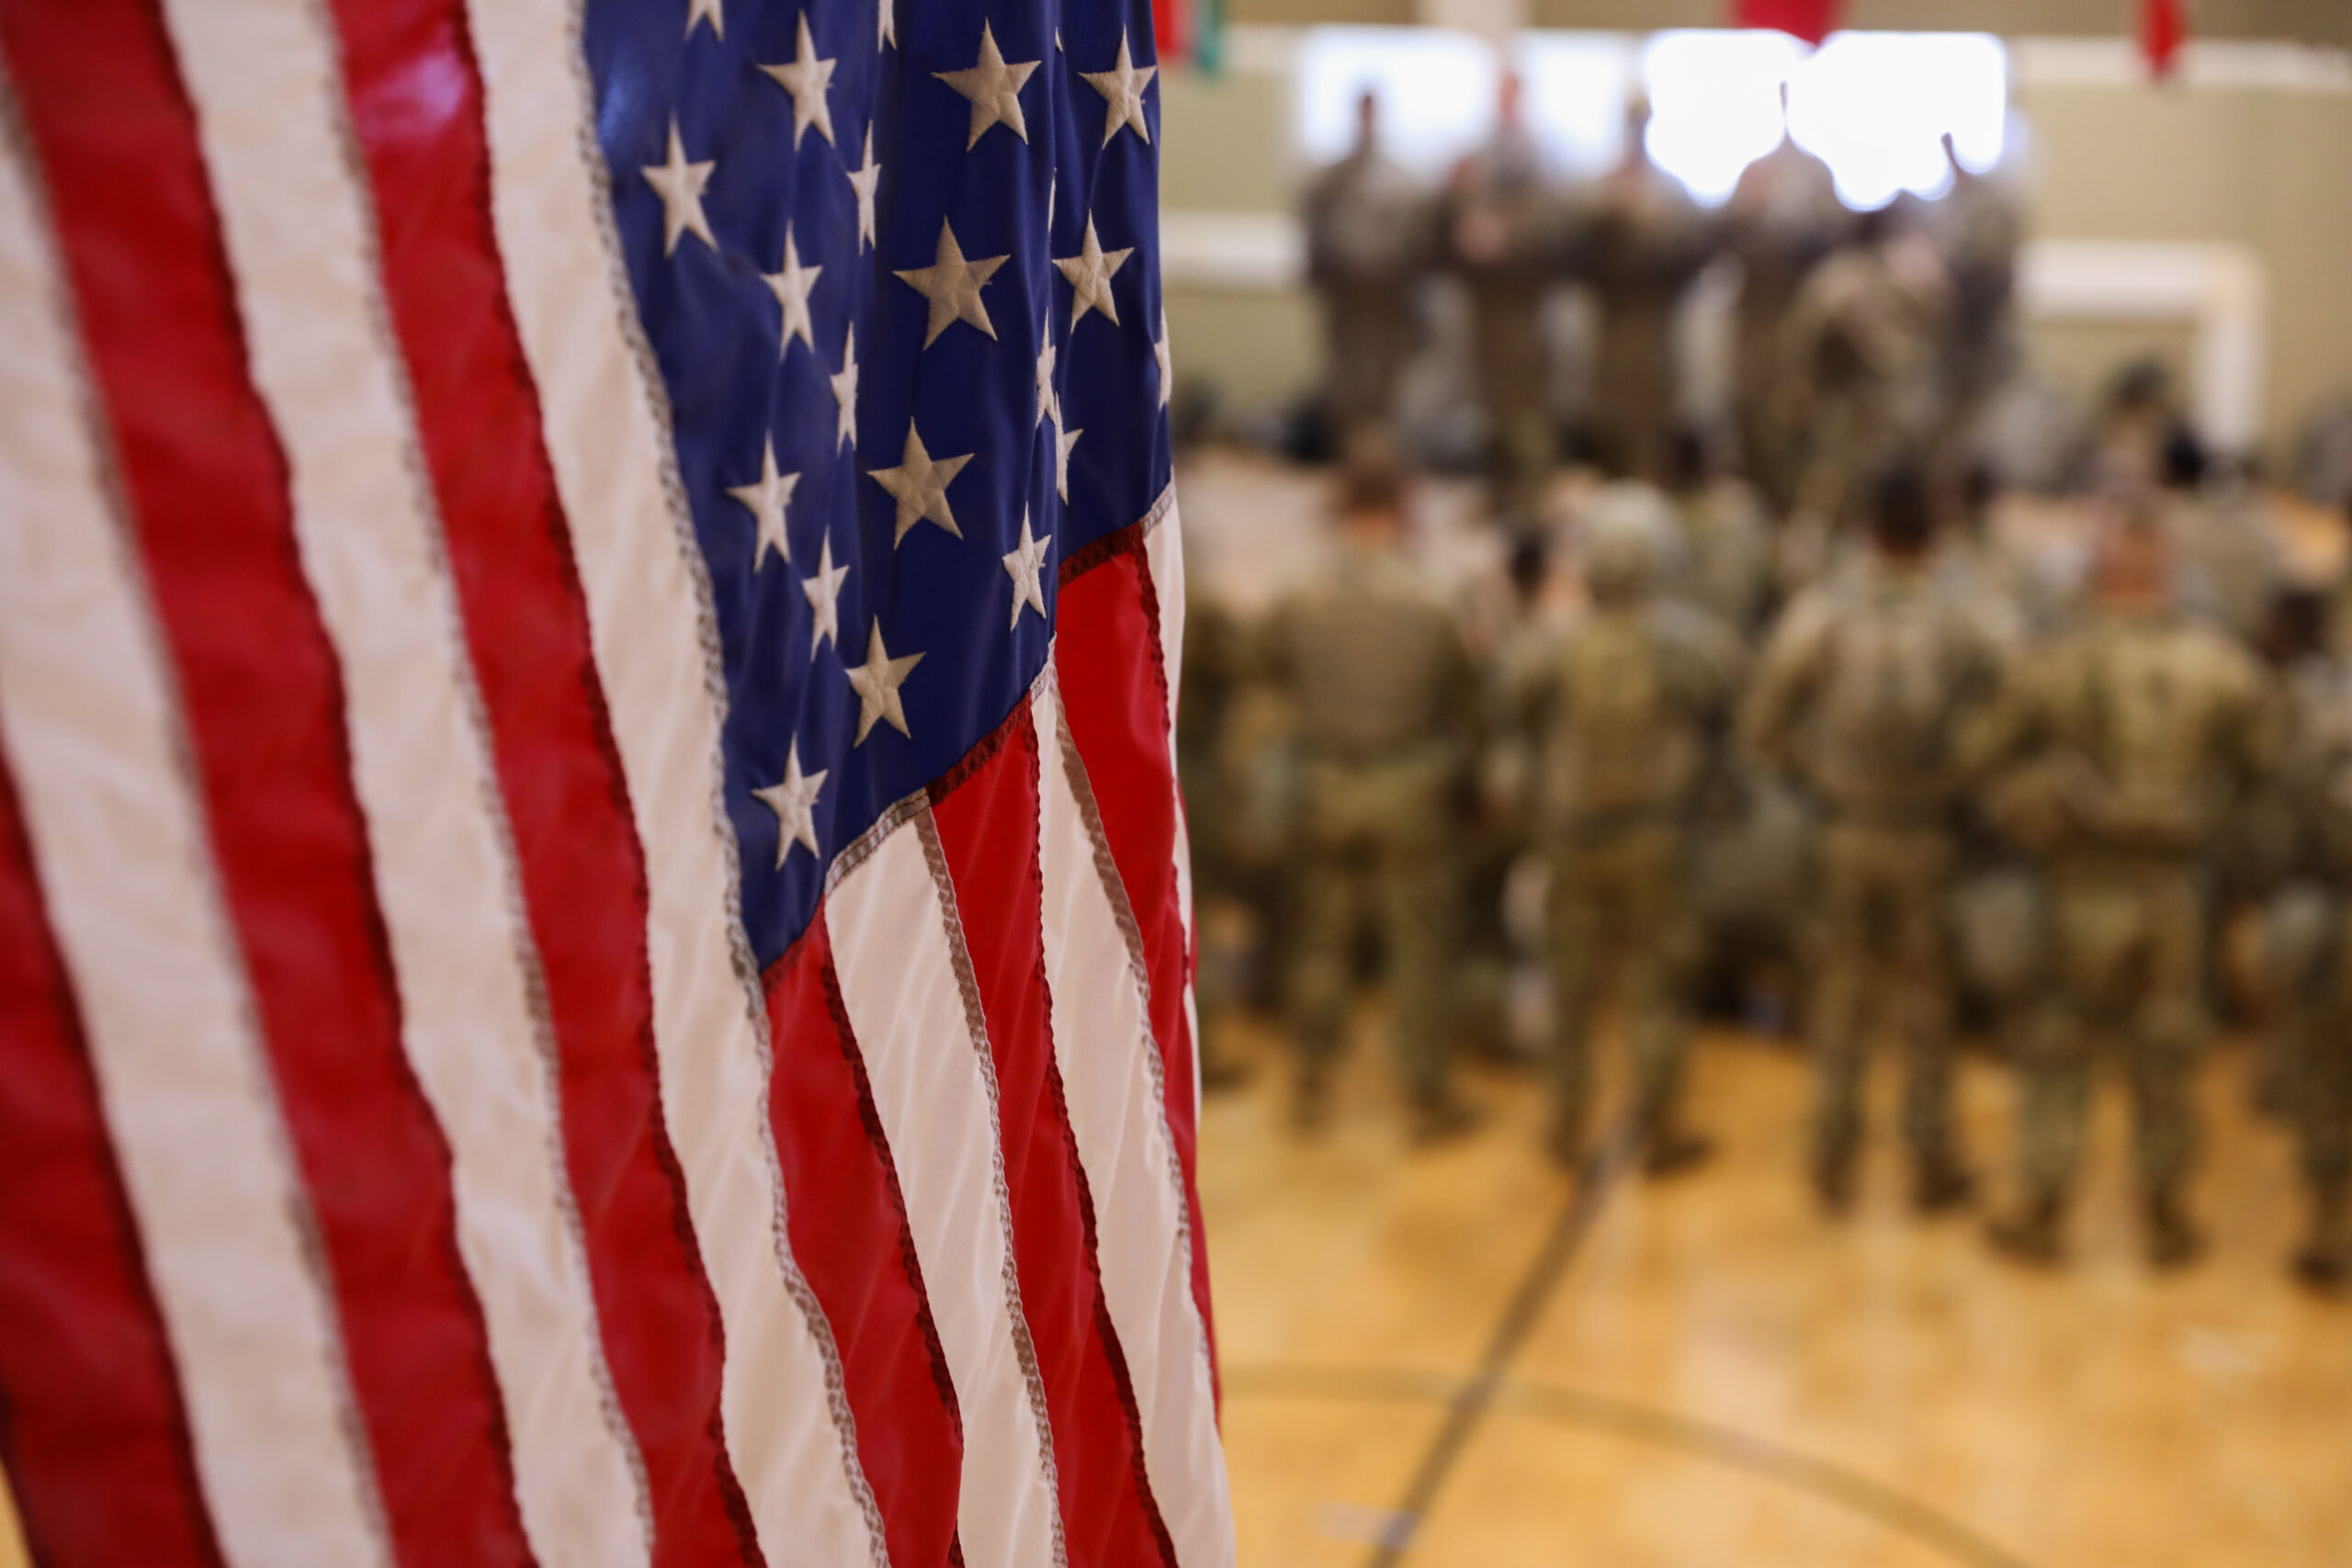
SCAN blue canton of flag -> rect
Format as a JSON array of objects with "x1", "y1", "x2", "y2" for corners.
[{"x1": 588, "y1": 0, "x2": 1173, "y2": 967}]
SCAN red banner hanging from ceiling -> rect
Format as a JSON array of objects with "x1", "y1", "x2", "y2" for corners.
[{"x1": 1731, "y1": 0, "x2": 1842, "y2": 46}]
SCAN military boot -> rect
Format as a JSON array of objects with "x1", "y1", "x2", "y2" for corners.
[
  {"x1": 1811, "y1": 1145, "x2": 1857, "y2": 1217},
  {"x1": 1544, "y1": 1099, "x2": 1588, "y2": 1172},
  {"x1": 1410, "y1": 1090, "x2": 1485, "y2": 1148},
  {"x1": 2143, "y1": 1186, "x2": 2205, "y2": 1271},
  {"x1": 2291, "y1": 1181, "x2": 2348, "y2": 1292},
  {"x1": 1987, "y1": 1188, "x2": 2066, "y2": 1266},
  {"x1": 1643, "y1": 1123, "x2": 1714, "y2": 1179},
  {"x1": 1292, "y1": 1062, "x2": 1332, "y2": 1134},
  {"x1": 1912, "y1": 1149, "x2": 1976, "y2": 1214}
]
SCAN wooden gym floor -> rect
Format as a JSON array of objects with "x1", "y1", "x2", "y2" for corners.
[{"x1": 1200, "y1": 1010, "x2": 2352, "y2": 1568}]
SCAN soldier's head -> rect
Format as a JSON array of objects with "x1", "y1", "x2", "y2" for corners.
[
  {"x1": 2089, "y1": 491, "x2": 2176, "y2": 612},
  {"x1": 1866, "y1": 462, "x2": 1937, "y2": 561},
  {"x1": 1335, "y1": 453, "x2": 1407, "y2": 545},
  {"x1": 1354, "y1": 88, "x2": 1381, "y2": 149},
  {"x1": 1959, "y1": 459, "x2": 2001, "y2": 537},
  {"x1": 1496, "y1": 68, "x2": 1523, "y2": 131},
  {"x1": 1666, "y1": 427, "x2": 1712, "y2": 496},
  {"x1": 1623, "y1": 93, "x2": 1653, "y2": 151},
  {"x1": 1580, "y1": 483, "x2": 1676, "y2": 606},
  {"x1": 2159, "y1": 427, "x2": 2208, "y2": 492}
]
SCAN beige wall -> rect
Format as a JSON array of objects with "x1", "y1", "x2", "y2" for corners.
[{"x1": 1159, "y1": 34, "x2": 2352, "y2": 459}]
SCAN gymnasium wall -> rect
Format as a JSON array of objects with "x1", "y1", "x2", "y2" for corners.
[{"x1": 1159, "y1": 31, "x2": 2352, "y2": 463}]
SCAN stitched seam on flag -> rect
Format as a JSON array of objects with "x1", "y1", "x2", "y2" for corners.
[
  {"x1": 304, "y1": 6, "x2": 658, "y2": 1543},
  {"x1": 549, "y1": 0, "x2": 889, "y2": 1552},
  {"x1": 0, "y1": 56, "x2": 401, "y2": 1562},
  {"x1": 830, "y1": 653, "x2": 1063, "y2": 902},
  {"x1": 394, "y1": 1, "x2": 763, "y2": 1555},
  {"x1": 914, "y1": 808, "x2": 1074, "y2": 1568},
  {"x1": 1007, "y1": 716, "x2": 1184, "y2": 1568},
  {"x1": 1043, "y1": 666, "x2": 1210, "y2": 1379},
  {"x1": 811, "y1": 948, "x2": 968, "y2": 1446},
  {"x1": 1057, "y1": 480, "x2": 1177, "y2": 587}
]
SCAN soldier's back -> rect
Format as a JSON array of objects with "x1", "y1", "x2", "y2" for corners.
[
  {"x1": 1274, "y1": 545, "x2": 1470, "y2": 761},
  {"x1": 1538, "y1": 601, "x2": 1736, "y2": 830}
]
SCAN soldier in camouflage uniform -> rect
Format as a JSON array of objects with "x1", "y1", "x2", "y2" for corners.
[
  {"x1": 1443, "y1": 70, "x2": 1563, "y2": 516},
  {"x1": 1781, "y1": 206, "x2": 1951, "y2": 547},
  {"x1": 1969, "y1": 504, "x2": 2282, "y2": 1268},
  {"x1": 1723, "y1": 94, "x2": 1850, "y2": 514},
  {"x1": 1664, "y1": 429, "x2": 1775, "y2": 641},
  {"x1": 1262, "y1": 463, "x2": 1483, "y2": 1142},
  {"x1": 1302, "y1": 90, "x2": 1434, "y2": 449},
  {"x1": 1522, "y1": 486, "x2": 1742, "y2": 1171},
  {"x1": 1572, "y1": 96, "x2": 1713, "y2": 485},
  {"x1": 2260, "y1": 597, "x2": 2352, "y2": 1286},
  {"x1": 1922, "y1": 133, "x2": 2022, "y2": 460},
  {"x1": 1743, "y1": 466, "x2": 2009, "y2": 1213}
]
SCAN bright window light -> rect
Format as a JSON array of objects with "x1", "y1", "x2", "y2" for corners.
[
  {"x1": 1295, "y1": 27, "x2": 1504, "y2": 179},
  {"x1": 1787, "y1": 32, "x2": 2007, "y2": 208},
  {"x1": 1640, "y1": 30, "x2": 1806, "y2": 205},
  {"x1": 1510, "y1": 33, "x2": 1642, "y2": 177},
  {"x1": 1293, "y1": 28, "x2": 2008, "y2": 210}
]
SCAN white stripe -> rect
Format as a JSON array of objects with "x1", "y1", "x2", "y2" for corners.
[
  {"x1": 825, "y1": 821, "x2": 1067, "y2": 1568},
  {"x1": 463, "y1": 1, "x2": 885, "y2": 1562},
  {"x1": 1033, "y1": 678, "x2": 1236, "y2": 1568},
  {"x1": 154, "y1": 4, "x2": 651, "y2": 1562},
  {"x1": 1141, "y1": 499, "x2": 1199, "y2": 1100},
  {"x1": 0, "y1": 110, "x2": 388, "y2": 1568}
]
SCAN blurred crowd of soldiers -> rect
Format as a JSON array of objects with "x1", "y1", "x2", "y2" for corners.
[{"x1": 1175, "y1": 73, "x2": 2352, "y2": 1292}]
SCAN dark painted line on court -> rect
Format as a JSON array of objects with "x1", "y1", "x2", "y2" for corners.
[
  {"x1": 1230, "y1": 1361, "x2": 2038, "y2": 1568},
  {"x1": 1356, "y1": 1111, "x2": 1645, "y2": 1566}
]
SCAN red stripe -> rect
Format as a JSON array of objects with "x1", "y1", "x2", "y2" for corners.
[
  {"x1": 0, "y1": 6, "x2": 536, "y2": 1563},
  {"x1": 0, "y1": 737, "x2": 228, "y2": 1568},
  {"x1": 326, "y1": 4, "x2": 761, "y2": 1562},
  {"x1": 928, "y1": 709, "x2": 1181, "y2": 1568},
  {"x1": 766, "y1": 919, "x2": 965, "y2": 1568},
  {"x1": 1054, "y1": 532, "x2": 1219, "y2": 1396}
]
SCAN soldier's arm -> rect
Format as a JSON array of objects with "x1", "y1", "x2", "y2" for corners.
[
  {"x1": 1953, "y1": 646, "x2": 2050, "y2": 782},
  {"x1": 1737, "y1": 596, "x2": 1828, "y2": 775}
]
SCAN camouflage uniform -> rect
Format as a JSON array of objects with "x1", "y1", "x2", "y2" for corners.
[
  {"x1": 1443, "y1": 127, "x2": 1561, "y2": 513},
  {"x1": 1724, "y1": 135, "x2": 1849, "y2": 513},
  {"x1": 1524, "y1": 499, "x2": 1741, "y2": 1166},
  {"x1": 1781, "y1": 231, "x2": 1951, "y2": 539},
  {"x1": 1921, "y1": 157, "x2": 2022, "y2": 454},
  {"x1": 1669, "y1": 475, "x2": 1776, "y2": 640},
  {"x1": 1743, "y1": 555, "x2": 2011, "y2": 1208},
  {"x1": 1572, "y1": 153, "x2": 1713, "y2": 484},
  {"x1": 1302, "y1": 135, "x2": 1434, "y2": 446},
  {"x1": 1263, "y1": 537, "x2": 1481, "y2": 1130},
  {"x1": 1969, "y1": 608, "x2": 2281, "y2": 1262},
  {"x1": 2268, "y1": 649, "x2": 2352, "y2": 1282}
]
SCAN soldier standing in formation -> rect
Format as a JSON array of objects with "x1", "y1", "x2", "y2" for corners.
[
  {"x1": 2270, "y1": 600, "x2": 2352, "y2": 1284},
  {"x1": 1262, "y1": 461, "x2": 1484, "y2": 1143},
  {"x1": 1301, "y1": 89, "x2": 1434, "y2": 449},
  {"x1": 1442, "y1": 69, "x2": 1561, "y2": 518},
  {"x1": 1663, "y1": 428, "x2": 1776, "y2": 640},
  {"x1": 1781, "y1": 205, "x2": 1951, "y2": 545},
  {"x1": 1969, "y1": 502, "x2": 2281, "y2": 1268},
  {"x1": 1521, "y1": 487, "x2": 1741, "y2": 1171},
  {"x1": 1743, "y1": 466, "x2": 2008, "y2": 1213},
  {"x1": 1572, "y1": 96, "x2": 1712, "y2": 485},
  {"x1": 1924, "y1": 132, "x2": 2023, "y2": 460},
  {"x1": 1723, "y1": 90, "x2": 1849, "y2": 514}
]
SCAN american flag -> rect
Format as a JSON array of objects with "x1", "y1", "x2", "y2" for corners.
[{"x1": 0, "y1": 0, "x2": 1229, "y2": 1563}]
